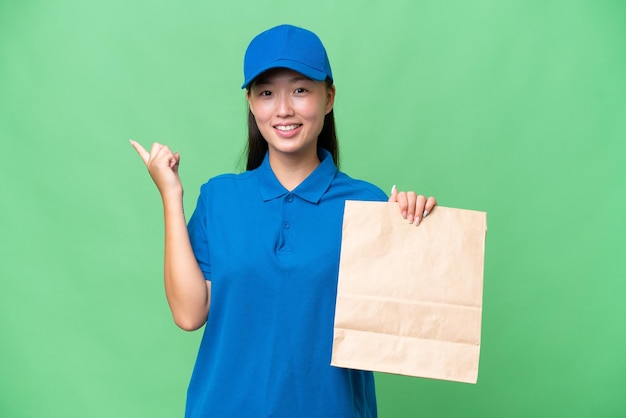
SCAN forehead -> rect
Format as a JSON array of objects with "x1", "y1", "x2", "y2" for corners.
[{"x1": 252, "y1": 68, "x2": 314, "y2": 86}]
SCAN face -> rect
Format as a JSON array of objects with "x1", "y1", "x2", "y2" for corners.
[{"x1": 247, "y1": 68, "x2": 335, "y2": 162}]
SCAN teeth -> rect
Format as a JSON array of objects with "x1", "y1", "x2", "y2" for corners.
[{"x1": 275, "y1": 124, "x2": 299, "y2": 131}]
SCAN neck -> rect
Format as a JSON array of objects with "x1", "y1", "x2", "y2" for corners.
[{"x1": 269, "y1": 149, "x2": 320, "y2": 191}]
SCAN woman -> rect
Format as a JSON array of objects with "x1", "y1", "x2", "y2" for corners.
[{"x1": 131, "y1": 24, "x2": 436, "y2": 418}]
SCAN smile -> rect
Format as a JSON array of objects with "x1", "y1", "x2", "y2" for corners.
[{"x1": 274, "y1": 124, "x2": 301, "y2": 131}]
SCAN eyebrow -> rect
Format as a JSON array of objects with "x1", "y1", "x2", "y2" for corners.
[{"x1": 253, "y1": 75, "x2": 313, "y2": 86}]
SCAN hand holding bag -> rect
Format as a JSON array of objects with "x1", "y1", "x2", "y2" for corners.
[{"x1": 331, "y1": 202, "x2": 487, "y2": 384}]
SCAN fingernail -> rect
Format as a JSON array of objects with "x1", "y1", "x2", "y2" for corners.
[
  {"x1": 415, "y1": 217, "x2": 421, "y2": 226},
  {"x1": 423, "y1": 210, "x2": 428, "y2": 218},
  {"x1": 391, "y1": 184, "x2": 397, "y2": 195},
  {"x1": 402, "y1": 211, "x2": 407, "y2": 219},
  {"x1": 408, "y1": 214, "x2": 414, "y2": 223}
]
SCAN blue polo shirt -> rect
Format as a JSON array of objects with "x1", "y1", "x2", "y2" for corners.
[{"x1": 186, "y1": 149, "x2": 387, "y2": 418}]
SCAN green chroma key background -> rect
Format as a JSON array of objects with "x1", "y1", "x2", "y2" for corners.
[{"x1": 1, "y1": 1, "x2": 624, "y2": 417}]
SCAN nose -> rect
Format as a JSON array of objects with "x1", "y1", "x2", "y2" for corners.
[{"x1": 276, "y1": 93, "x2": 294, "y2": 117}]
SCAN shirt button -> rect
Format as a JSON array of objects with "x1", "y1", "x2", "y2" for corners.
[
  {"x1": 282, "y1": 222, "x2": 290, "y2": 229},
  {"x1": 286, "y1": 195, "x2": 294, "y2": 203}
]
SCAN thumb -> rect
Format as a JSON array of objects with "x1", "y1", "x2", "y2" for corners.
[
  {"x1": 171, "y1": 152, "x2": 181, "y2": 172},
  {"x1": 388, "y1": 184, "x2": 398, "y2": 202}
]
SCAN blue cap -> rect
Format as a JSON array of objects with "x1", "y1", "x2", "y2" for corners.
[{"x1": 242, "y1": 24, "x2": 333, "y2": 89}]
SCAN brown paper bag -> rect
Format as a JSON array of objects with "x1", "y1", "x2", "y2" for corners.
[{"x1": 331, "y1": 201, "x2": 487, "y2": 384}]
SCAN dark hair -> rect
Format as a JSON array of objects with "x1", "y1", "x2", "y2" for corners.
[{"x1": 244, "y1": 78, "x2": 339, "y2": 171}]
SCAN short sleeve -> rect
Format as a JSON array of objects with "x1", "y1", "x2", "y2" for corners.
[{"x1": 187, "y1": 185, "x2": 211, "y2": 280}]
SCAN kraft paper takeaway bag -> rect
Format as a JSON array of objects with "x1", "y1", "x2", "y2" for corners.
[{"x1": 331, "y1": 201, "x2": 487, "y2": 384}]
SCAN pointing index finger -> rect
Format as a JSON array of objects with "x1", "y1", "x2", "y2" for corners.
[{"x1": 129, "y1": 139, "x2": 150, "y2": 165}]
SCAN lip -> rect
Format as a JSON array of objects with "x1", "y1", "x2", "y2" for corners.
[{"x1": 273, "y1": 123, "x2": 302, "y2": 138}]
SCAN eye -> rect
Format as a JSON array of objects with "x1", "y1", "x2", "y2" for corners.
[
  {"x1": 294, "y1": 87, "x2": 308, "y2": 94},
  {"x1": 259, "y1": 90, "x2": 272, "y2": 97}
]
